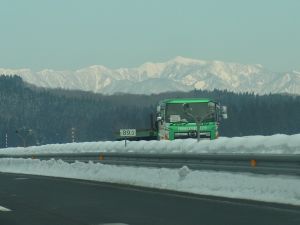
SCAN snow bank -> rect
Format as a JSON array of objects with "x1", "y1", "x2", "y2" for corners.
[
  {"x1": 0, "y1": 158, "x2": 299, "y2": 206},
  {"x1": 1, "y1": 134, "x2": 300, "y2": 155}
]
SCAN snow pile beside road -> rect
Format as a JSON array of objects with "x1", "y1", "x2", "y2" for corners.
[
  {"x1": 0, "y1": 158, "x2": 299, "y2": 206},
  {"x1": 1, "y1": 134, "x2": 300, "y2": 155}
]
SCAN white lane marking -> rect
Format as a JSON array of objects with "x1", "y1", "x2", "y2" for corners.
[
  {"x1": 14, "y1": 177, "x2": 29, "y2": 180},
  {"x1": 98, "y1": 223, "x2": 130, "y2": 225},
  {"x1": 0, "y1": 205, "x2": 11, "y2": 212}
]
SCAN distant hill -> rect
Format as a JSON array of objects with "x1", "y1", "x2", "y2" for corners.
[
  {"x1": 1, "y1": 56, "x2": 300, "y2": 95},
  {"x1": 0, "y1": 75, "x2": 300, "y2": 148}
]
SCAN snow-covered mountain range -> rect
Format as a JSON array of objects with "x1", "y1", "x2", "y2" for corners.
[{"x1": 1, "y1": 56, "x2": 300, "y2": 95}]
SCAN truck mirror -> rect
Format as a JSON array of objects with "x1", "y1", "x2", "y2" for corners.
[
  {"x1": 208, "y1": 102, "x2": 215, "y2": 113},
  {"x1": 221, "y1": 106, "x2": 228, "y2": 119},
  {"x1": 156, "y1": 105, "x2": 161, "y2": 112},
  {"x1": 222, "y1": 106, "x2": 227, "y2": 114}
]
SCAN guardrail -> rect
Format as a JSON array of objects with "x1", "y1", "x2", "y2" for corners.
[{"x1": 1, "y1": 152, "x2": 299, "y2": 176}]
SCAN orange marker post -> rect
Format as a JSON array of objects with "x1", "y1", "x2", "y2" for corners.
[{"x1": 250, "y1": 159, "x2": 257, "y2": 167}]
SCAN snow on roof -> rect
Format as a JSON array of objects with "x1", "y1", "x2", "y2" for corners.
[{"x1": 161, "y1": 98, "x2": 212, "y2": 104}]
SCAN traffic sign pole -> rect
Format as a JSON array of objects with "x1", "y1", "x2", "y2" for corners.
[{"x1": 120, "y1": 129, "x2": 136, "y2": 148}]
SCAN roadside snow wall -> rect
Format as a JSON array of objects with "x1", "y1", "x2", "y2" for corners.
[{"x1": 0, "y1": 134, "x2": 299, "y2": 155}]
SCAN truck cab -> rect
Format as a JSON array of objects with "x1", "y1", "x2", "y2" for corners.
[{"x1": 156, "y1": 98, "x2": 227, "y2": 140}]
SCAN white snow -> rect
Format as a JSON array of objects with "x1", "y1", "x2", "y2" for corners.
[
  {"x1": 0, "y1": 158, "x2": 299, "y2": 206},
  {"x1": 194, "y1": 80, "x2": 206, "y2": 89},
  {"x1": 1, "y1": 134, "x2": 300, "y2": 155},
  {"x1": 0, "y1": 134, "x2": 299, "y2": 205}
]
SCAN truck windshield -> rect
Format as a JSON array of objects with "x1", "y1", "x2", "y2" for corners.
[{"x1": 166, "y1": 103, "x2": 215, "y2": 123}]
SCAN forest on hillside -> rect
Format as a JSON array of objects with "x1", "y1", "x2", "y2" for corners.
[{"x1": 0, "y1": 75, "x2": 300, "y2": 148}]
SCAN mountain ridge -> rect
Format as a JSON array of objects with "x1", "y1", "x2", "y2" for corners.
[{"x1": 1, "y1": 56, "x2": 299, "y2": 95}]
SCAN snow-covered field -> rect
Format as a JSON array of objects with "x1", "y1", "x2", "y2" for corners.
[
  {"x1": 0, "y1": 134, "x2": 300, "y2": 155},
  {"x1": 0, "y1": 158, "x2": 299, "y2": 206}
]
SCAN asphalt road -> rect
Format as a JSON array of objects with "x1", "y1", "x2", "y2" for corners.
[{"x1": 0, "y1": 173, "x2": 299, "y2": 225}]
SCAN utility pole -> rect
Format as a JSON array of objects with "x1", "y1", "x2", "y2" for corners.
[
  {"x1": 15, "y1": 128, "x2": 33, "y2": 147},
  {"x1": 5, "y1": 133, "x2": 8, "y2": 148},
  {"x1": 71, "y1": 127, "x2": 76, "y2": 143}
]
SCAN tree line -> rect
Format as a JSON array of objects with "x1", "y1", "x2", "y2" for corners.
[{"x1": 0, "y1": 75, "x2": 300, "y2": 148}]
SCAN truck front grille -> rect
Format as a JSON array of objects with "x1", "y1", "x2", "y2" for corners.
[{"x1": 174, "y1": 131, "x2": 211, "y2": 139}]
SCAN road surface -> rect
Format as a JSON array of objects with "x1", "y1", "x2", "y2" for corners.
[{"x1": 0, "y1": 172, "x2": 299, "y2": 225}]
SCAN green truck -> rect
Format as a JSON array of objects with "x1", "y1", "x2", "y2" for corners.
[
  {"x1": 117, "y1": 98, "x2": 227, "y2": 141},
  {"x1": 156, "y1": 98, "x2": 227, "y2": 141}
]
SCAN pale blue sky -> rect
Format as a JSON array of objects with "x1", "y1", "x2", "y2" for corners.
[{"x1": 0, "y1": 0, "x2": 299, "y2": 71}]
